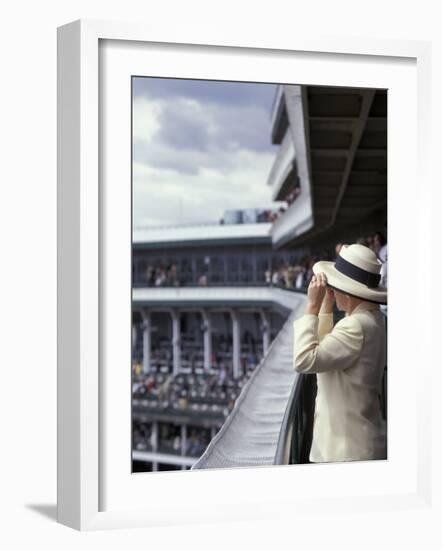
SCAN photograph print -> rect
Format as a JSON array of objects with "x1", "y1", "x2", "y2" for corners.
[{"x1": 131, "y1": 77, "x2": 388, "y2": 473}]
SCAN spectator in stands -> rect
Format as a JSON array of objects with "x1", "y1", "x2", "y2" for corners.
[
  {"x1": 145, "y1": 375, "x2": 155, "y2": 392},
  {"x1": 133, "y1": 361, "x2": 143, "y2": 377},
  {"x1": 149, "y1": 429, "x2": 156, "y2": 451},
  {"x1": 271, "y1": 269, "x2": 280, "y2": 286},
  {"x1": 373, "y1": 231, "x2": 387, "y2": 261},
  {"x1": 304, "y1": 258, "x2": 316, "y2": 287},
  {"x1": 155, "y1": 267, "x2": 167, "y2": 286},
  {"x1": 186, "y1": 431, "x2": 199, "y2": 456},
  {"x1": 218, "y1": 364, "x2": 228, "y2": 391},
  {"x1": 366, "y1": 234, "x2": 375, "y2": 251},
  {"x1": 356, "y1": 236, "x2": 369, "y2": 247},
  {"x1": 294, "y1": 265, "x2": 306, "y2": 289},
  {"x1": 247, "y1": 352, "x2": 257, "y2": 371},
  {"x1": 265, "y1": 269, "x2": 272, "y2": 286},
  {"x1": 293, "y1": 244, "x2": 387, "y2": 464},
  {"x1": 241, "y1": 356, "x2": 247, "y2": 375},
  {"x1": 285, "y1": 186, "x2": 301, "y2": 206},
  {"x1": 372, "y1": 231, "x2": 388, "y2": 291},
  {"x1": 373, "y1": 231, "x2": 388, "y2": 265},
  {"x1": 173, "y1": 435, "x2": 181, "y2": 452},
  {"x1": 378, "y1": 240, "x2": 388, "y2": 310},
  {"x1": 285, "y1": 266, "x2": 295, "y2": 289},
  {"x1": 167, "y1": 263, "x2": 180, "y2": 287},
  {"x1": 145, "y1": 266, "x2": 155, "y2": 286},
  {"x1": 380, "y1": 254, "x2": 388, "y2": 289}
]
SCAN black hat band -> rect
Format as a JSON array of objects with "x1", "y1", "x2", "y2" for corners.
[{"x1": 335, "y1": 255, "x2": 381, "y2": 288}]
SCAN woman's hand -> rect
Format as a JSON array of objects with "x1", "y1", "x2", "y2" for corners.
[
  {"x1": 320, "y1": 277, "x2": 335, "y2": 314},
  {"x1": 306, "y1": 272, "x2": 332, "y2": 315}
]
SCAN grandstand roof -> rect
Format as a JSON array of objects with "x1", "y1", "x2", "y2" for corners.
[
  {"x1": 272, "y1": 85, "x2": 387, "y2": 248},
  {"x1": 133, "y1": 222, "x2": 272, "y2": 249}
]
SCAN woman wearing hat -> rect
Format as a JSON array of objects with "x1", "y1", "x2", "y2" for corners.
[{"x1": 293, "y1": 243, "x2": 387, "y2": 463}]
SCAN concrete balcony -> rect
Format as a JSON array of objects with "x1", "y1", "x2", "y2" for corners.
[
  {"x1": 269, "y1": 190, "x2": 314, "y2": 248},
  {"x1": 266, "y1": 129, "x2": 297, "y2": 201},
  {"x1": 133, "y1": 286, "x2": 305, "y2": 315},
  {"x1": 270, "y1": 85, "x2": 287, "y2": 144},
  {"x1": 268, "y1": 84, "x2": 314, "y2": 247}
]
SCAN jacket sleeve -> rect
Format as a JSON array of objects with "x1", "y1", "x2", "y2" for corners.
[
  {"x1": 293, "y1": 314, "x2": 364, "y2": 374},
  {"x1": 318, "y1": 312, "x2": 334, "y2": 341}
]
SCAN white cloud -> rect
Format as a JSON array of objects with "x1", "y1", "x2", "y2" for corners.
[
  {"x1": 132, "y1": 97, "x2": 162, "y2": 144},
  {"x1": 133, "y1": 147, "x2": 280, "y2": 228},
  {"x1": 132, "y1": 83, "x2": 280, "y2": 228}
]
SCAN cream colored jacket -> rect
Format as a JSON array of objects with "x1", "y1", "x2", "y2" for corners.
[{"x1": 293, "y1": 302, "x2": 387, "y2": 463}]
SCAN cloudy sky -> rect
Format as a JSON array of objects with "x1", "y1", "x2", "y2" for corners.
[{"x1": 132, "y1": 77, "x2": 281, "y2": 228}]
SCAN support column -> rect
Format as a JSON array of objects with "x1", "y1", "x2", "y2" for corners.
[
  {"x1": 230, "y1": 309, "x2": 241, "y2": 379},
  {"x1": 259, "y1": 309, "x2": 270, "y2": 355},
  {"x1": 200, "y1": 309, "x2": 212, "y2": 372},
  {"x1": 141, "y1": 310, "x2": 151, "y2": 374},
  {"x1": 171, "y1": 310, "x2": 181, "y2": 376}
]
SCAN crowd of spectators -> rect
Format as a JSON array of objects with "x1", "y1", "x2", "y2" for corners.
[
  {"x1": 133, "y1": 419, "x2": 212, "y2": 458},
  {"x1": 132, "y1": 337, "x2": 258, "y2": 459},
  {"x1": 264, "y1": 230, "x2": 388, "y2": 291},
  {"x1": 143, "y1": 263, "x2": 180, "y2": 287},
  {"x1": 133, "y1": 230, "x2": 387, "y2": 293},
  {"x1": 133, "y1": 336, "x2": 263, "y2": 377},
  {"x1": 254, "y1": 186, "x2": 300, "y2": 224},
  {"x1": 133, "y1": 371, "x2": 240, "y2": 414},
  {"x1": 264, "y1": 252, "x2": 329, "y2": 291},
  {"x1": 139, "y1": 369, "x2": 246, "y2": 401},
  {"x1": 218, "y1": 186, "x2": 301, "y2": 225}
]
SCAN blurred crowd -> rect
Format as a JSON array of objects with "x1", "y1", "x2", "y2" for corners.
[
  {"x1": 134, "y1": 231, "x2": 387, "y2": 291},
  {"x1": 132, "y1": 368, "x2": 251, "y2": 458},
  {"x1": 132, "y1": 370, "x2": 248, "y2": 417},
  {"x1": 265, "y1": 231, "x2": 388, "y2": 291},
  {"x1": 143, "y1": 263, "x2": 180, "y2": 287},
  {"x1": 133, "y1": 420, "x2": 212, "y2": 458},
  {"x1": 217, "y1": 187, "x2": 301, "y2": 225},
  {"x1": 254, "y1": 187, "x2": 301, "y2": 224},
  {"x1": 132, "y1": 332, "x2": 263, "y2": 374}
]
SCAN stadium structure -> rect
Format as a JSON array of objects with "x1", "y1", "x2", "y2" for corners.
[{"x1": 132, "y1": 83, "x2": 388, "y2": 472}]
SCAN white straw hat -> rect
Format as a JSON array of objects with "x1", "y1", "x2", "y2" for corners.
[{"x1": 313, "y1": 243, "x2": 387, "y2": 304}]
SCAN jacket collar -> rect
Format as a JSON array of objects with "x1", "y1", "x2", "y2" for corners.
[{"x1": 349, "y1": 301, "x2": 381, "y2": 315}]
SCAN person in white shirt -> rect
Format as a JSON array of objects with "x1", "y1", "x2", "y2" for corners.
[{"x1": 293, "y1": 243, "x2": 387, "y2": 463}]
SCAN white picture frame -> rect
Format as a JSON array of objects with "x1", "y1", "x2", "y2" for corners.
[{"x1": 57, "y1": 19, "x2": 433, "y2": 531}]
